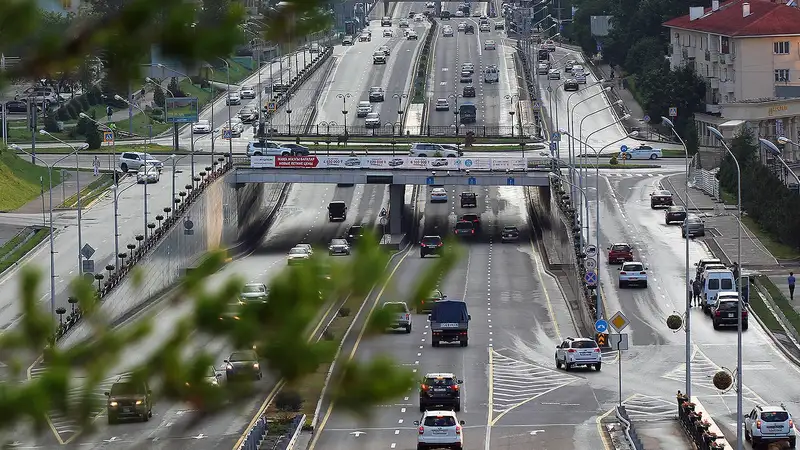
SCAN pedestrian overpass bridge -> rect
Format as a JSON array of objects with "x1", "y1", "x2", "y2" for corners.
[{"x1": 229, "y1": 155, "x2": 555, "y2": 235}]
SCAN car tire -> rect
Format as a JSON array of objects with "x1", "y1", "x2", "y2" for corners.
[
  {"x1": 595, "y1": 363, "x2": 602, "y2": 371},
  {"x1": 143, "y1": 412, "x2": 149, "y2": 422},
  {"x1": 108, "y1": 415, "x2": 116, "y2": 425},
  {"x1": 420, "y1": 253, "x2": 426, "y2": 258},
  {"x1": 432, "y1": 340, "x2": 439, "y2": 347},
  {"x1": 417, "y1": 444, "x2": 424, "y2": 450},
  {"x1": 406, "y1": 325, "x2": 412, "y2": 333},
  {"x1": 743, "y1": 323, "x2": 748, "y2": 331},
  {"x1": 419, "y1": 404, "x2": 426, "y2": 412},
  {"x1": 461, "y1": 339, "x2": 468, "y2": 347},
  {"x1": 619, "y1": 281, "x2": 626, "y2": 289},
  {"x1": 666, "y1": 219, "x2": 670, "y2": 225},
  {"x1": 713, "y1": 321, "x2": 719, "y2": 330},
  {"x1": 564, "y1": 362, "x2": 572, "y2": 371},
  {"x1": 650, "y1": 154, "x2": 658, "y2": 160},
  {"x1": 454, "y1": 402, "x2": 461, "y2": 412},
  {"x1": 120, "y1": 163, "x2": 128, "y2": 172},
  {"x1": 555, "y1": 358, "x2": 561, "y2": 369},
  {"x1": 642, "y1": 282, "x2": 648, "y2": 288},
  {"x1": 745, "y1": 430, "x2": 751, "y2": 441}
]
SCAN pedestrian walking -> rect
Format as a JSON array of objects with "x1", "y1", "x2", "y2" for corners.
[
  {"x1": 789, "y1": 272, "x2": 796, "y2": 301},
  {"x1": 93, "y1": 155, "x2": 100, "y2": 176},
  {"x1": 692, "y1": 278, "x2": 702, "y2": 306},
  {"x1": 732, "y1": 262, "x2": 740, "y2": 281}
]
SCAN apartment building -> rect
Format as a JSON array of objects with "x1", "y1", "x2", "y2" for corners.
[{"x1": 663, "y1": 0, "x2": 800, "y2": 158}]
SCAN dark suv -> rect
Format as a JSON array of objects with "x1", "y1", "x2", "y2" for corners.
[
  {"x1": 105, "y1": 378, "x2": 153, "y2": 424},
  {"x1": 420, "y1": 235, "x2": 443, "y2": 257},
  {"x1": 665, "y1": 205, "x2": 687, "y2": 225},
  {"x1": 347, "y1": 225, "x2": 365, "y2": 243},
  {"x1": 416, "y1": 289, "x2": 445, "y2": 314},
  {"x1": 650, "y1": 190, "x2": 674, "y2": 208},
  {"x1": 419, "y1": 372, "x2": 463, "y2": 412},
  {"x1": 463, "y1": 85, "x2": 476, "y2": 97},
  {"x1": 712, "y1": 297, "x2": 748, "y2": 330},
  {"x1": 460, "y1": 192, "x2": 477, "y2": 207}
]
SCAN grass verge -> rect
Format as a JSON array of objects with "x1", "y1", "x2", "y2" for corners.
[
  {"x1": 268, "y1": 294, "x2": 366, "y2": 427},
  {"x1": 208, "y1": 59, "x2": 253, "y2": 86},
  {"x1": 748, "y1": 286, "x2": 784, "y2": 333},
  {"x1": 0, "y1": 227, "x2": 51, "y2": 274},
  {"x1": 0, "y1": 229, "x2": 31, "y2": 261},
  {"x1": 59, "y1": 174, "x2": 114, "y2": 208},
  {"x1": 0, "y1": 150, "x2": 63, "y2": 211},
  {"x1": 756, "y1": 275, "x2": 800, "y2": 334},
  {"x1": 110, "y1": 111, "x2": 172, "y2": 137},
  {"x1": 5, "y1": 126, "x2": 68, "y2": 143}
]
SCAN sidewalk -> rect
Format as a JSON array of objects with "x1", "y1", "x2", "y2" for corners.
[{"x1": 14, "y1": 170, "x2": 97, "y2": 214}]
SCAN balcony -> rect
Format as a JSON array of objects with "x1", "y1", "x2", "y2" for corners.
[{"x1": 704, "y1": 50, "x2": 711, "y2": 61}]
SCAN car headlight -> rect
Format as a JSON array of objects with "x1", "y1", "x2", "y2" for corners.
[
  {"x1": 253, "y1": 363, "x2": 260, "y2": 369},
  {"x1": 226, "y1": 363, "x2": 234, "y2": 370},
  {"x1": 135, "y1": 400, "x2": 143, "y2": 405},
  {"x1": 109, "y1": 401, "x2": 118, "y2": 407}
]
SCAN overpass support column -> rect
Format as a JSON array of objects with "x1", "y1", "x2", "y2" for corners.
[{"x1": 389, "y1": 184, "x2": 405, "y2": 235}]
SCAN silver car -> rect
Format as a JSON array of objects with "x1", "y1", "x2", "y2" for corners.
[
  {"x1": 240, "y1": 283, "x2": 268, "y2": 302},
  {"x1": 382, "y1": 301, "x2": 412, "y2": 333},
  {"x1": 682, "y1": 214, "x2": 705, "y2": 238}
]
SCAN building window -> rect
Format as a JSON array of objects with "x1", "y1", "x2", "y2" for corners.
[
  {"x1": 774, "y1": 41, "x2": 790, "y2": 54},
  {"x1": 721, "y1": 36, "x2": 730, "y2": 54},
  {"x1": 775, "y1": 69, "x2": 790, "y2": 82}
]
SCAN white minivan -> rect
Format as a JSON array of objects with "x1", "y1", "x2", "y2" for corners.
[{"x1": 702, "y1": 269, "x2": 736, "y2": 312}]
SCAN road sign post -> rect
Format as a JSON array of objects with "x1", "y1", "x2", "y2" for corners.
[
  {"x1": 585, "y1": 270, "x2": 597, "y2": 287},
  {"x1": 669, "y1": 106, "x2": 678, "y2": 117},
  {"x1": 585, "y1": 244, "x2": 597, "y2": 258},
  {"x1": 609, "y1": 311, "x2": 629, "y2": 332},
  {"x1": 595, "y1": 319, "x2": 608, "y2": 333},
  {"x1": 609, "y1": 332, "x2": 630, "y2": 406},
  {"x1": 103, "y1": 131, "x2": 114, "y2": 143}
]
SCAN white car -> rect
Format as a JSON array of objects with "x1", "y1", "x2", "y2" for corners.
[
  {"x1": 192, "y1": 119, "x2": 211, "y2": 134},
  {"x1": 287, "y1": 247, "x2": 310, "y2": 265},
  {"x1": 461, "y1": 62, "x2": 474, "y2": 74},
  {"x1": 484, "y1": 40, "x2": 496, "y2": 50},
  {"x1": 455, "y1": 10, "x2": 464, "y2": 17},
  {"x1": 399, "y1": 18, "x2": 409, "y2": 27},
  {"x1": 226, "y1": 92, "x2": 241, "y2": 105},
  {"x1": 407, "y1": 30, "x2": 419, "y2": 40},
  {"x1": 295, "y1": 243, "x2": 313, "y2": 256},
  {"x1": 430, "y1": 188, "x2": 448, "y2": 203},
  {"x1": 356, "y1": 101, "x2": 373, "y2": 117},
  {"x1": 555, "y1": 337, "x2": 601, "y2": 371},
  {"x1": 618, "y1": 261, "x2": 648, "y2": 288},
  {"x1": 364, "y1": 112, "x2": 381, "y2": 128},
  {"x1": 119, "y1": 151, "x2": 163, "y2": 173},
  {"x1": 443, "y1": 26, "x2": 454, "y2": 37},
  {"x1": 239, "y1": 86, "x2": 255, "y2": 99},
  {"x1": 415, "y1": 13, "x2": 424, "y2": 22},
  {"x1": 435, "y1": 98, "x2": 449, "y2": 111},
  {"x1": 575, "y1": 72, "x2": 587, "y2": 84},
  {"x1": 414, "y1": 410, "x2": 465, "y2": 450},
  {"x1": 479, "y1": 23, "x2": 490, "y2": 32},
  {"x1": 457, "y1": 22, "x2": 466, "y2": 31},
  {"x1": 745, "y1": 405, "x2": 796, "y2": 448},
  {"x1": 544, "y1": 39, "x2": 556, "y2": 51},
  {"x1": 537, "y1": 62, "x2": 550, "y2": 75},
  {"x1": 547, "y1": 68, "x2": 560, "y2": 80},
  {"x1": 240, "y1": 283, "x2": 268, "y2": 302},
  {"x1": 620, "y1": 144, "x2": 663, "y2": 160},
  {"x1": 383, "y1": 29, "x2": 393, "y2": 37},
  {"x1": 221, "y1": 119, "x2": 244, "y2": 137},
  {"x1": 136, "y1": 165, "x2": 160, "y2": 184}
]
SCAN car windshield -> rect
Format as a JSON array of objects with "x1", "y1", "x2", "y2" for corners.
[
  {"x1": 424, "y1": 416, "x2": 456, "y2": 427},
  {"x1": 424, "y1": 377, "x2": 454, "y2": 386},
  {"x1": 717, "y1": 301, "x2": 740, "y2": 310},
  {"x1": 669, "y1": 206, "x2": 686, "y2": 212},
  {"x1": 242, "y1": 284, "x2": 266, "y2": 294},
  {"x1": 197, "y1": 120, "x2": 208, "y2": 125},
  {"x1": 455, "y1": 221, "x2": 473, "y2": 230},
  {"x1": 571, "y1": 340, "x2": 598, "y2": 349},
  {"x1": 383, "y1": 303, "x2": 407, "y2": 313},
  {"x1": 110, "y1": 382, "x2": 142, "y2": 395},
  {"x1": 429, "y1": 290, "x2": 443, "y2": 299},
  {"x1": 612, "y1": 245, "x2": 630, "y2": 252},
  {"x1": 432, "y1": 189, "x2": 445, "y2": 194},
  {"x1": 331, "y1": 239, "x2": 347, "y2": 246},
  {"x1": 348, "y1": 227, "x2": 362, "y2": 234},
  {"x1": 623, "y1": 263, "x2": 644, "y2": 272},
  {"x1": 761, "y1": 411, "x2": 790, "y2": 422},
  {"x1": 289, "y1": 248, "x2": 307, "y2": 255},
  {"x1": 207, "y1": 366, "x2": 216, "y2": 378},
  {"x1": 504, "y1": 226, "x2": 517, "y2": 232},
  {"x1": 230, "y1": 351, "x2": 256, "y2": 362}
]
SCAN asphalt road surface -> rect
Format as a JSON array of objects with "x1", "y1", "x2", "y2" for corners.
[
  {"x1": 14, "y1": 181, "x2": 391, "y2": 449},
  {"x1": 427, "y1": 2, "x2": 516, "y2": 133},
  {"x1": 313, "y1": 4, "x2": 426, "y2": 132}
]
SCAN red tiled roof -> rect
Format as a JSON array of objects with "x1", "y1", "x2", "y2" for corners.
[{"x1": 663, "y1": 0, "x2": 800, "y2": 36}]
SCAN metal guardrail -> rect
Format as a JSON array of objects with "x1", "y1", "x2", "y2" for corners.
[
  {"x1": 615, "y1": 405, "x2": 645, "y2": 450},
  {"x1": 266, "y1": 123, "x2": 537, "y2": 138}
]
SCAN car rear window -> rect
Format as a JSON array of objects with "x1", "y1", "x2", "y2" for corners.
[
  {"x1": 721, "y1": 279, "x2": 733, "y2": 290},
  {"x1": 669, "y1": 206, "x2": 686, "y2": 212},
  {"x1": 571, "y1": 340, "x2": 598, "y2": 349},
  {"x1": 717, "y1": 301, "x2": 739, "y2": 310},
  {"x1": 431, "y1": 302, "x2": 467, "y2": 322},
  {"x1": 623, "y1": 264, "x2": 644, "y2": 272},
  {"x1": 455, "y1": 221, "x2": 473, "y2": 230},
  {"x1": 708, "y1": 279, "x2": 720, "y2": 289},
  {"x1": 612, "y1": 245, "x2": 630, "y2": 252},
  {"x1": 424, "y1": 416, "x2": 456, "y2": 427},
  {"x1": 424, "y1": 377, "x2": 455, "y2": 386},
  {"x1": 422, "y1": 237, "x2": 442, "y2": 245},
  {"x1": 761, "y1": 411, "x2": 790, "y2": 422},
  {"x1": 383, "y1": 303, "x2": 407, "y2": 313}
]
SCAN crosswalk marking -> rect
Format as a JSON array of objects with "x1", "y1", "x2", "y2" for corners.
[
  {"x1": 661, "y1": 348, "x2": 763, "y2": 403},
  {"x1": 490, "y1": 350, "x2": 580, "y2": 416},
  {"x1": 622, "y1": 394, "x2": 678, "y2": 422},
  {"x1": 29, "y1": 364, "x2": 130, "y2": 443}
]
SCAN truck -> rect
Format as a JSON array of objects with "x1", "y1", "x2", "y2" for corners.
[
  {"x1": 459, "y1": 103, "x2": 477, "y2": 124},
  {"x1": 429, "y1": 300, "x2": 470, "y2": 347}
]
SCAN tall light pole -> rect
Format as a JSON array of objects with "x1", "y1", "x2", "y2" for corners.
[
  {"x1": 110, "y1": 181, "x2": 141, "y2": 270},
  {"x1": 449, "y1": 94, "x2": 462, "y2": 135},
  {"x1": 39, "y1": 131, "x2": 89, "y2": 275},
  {"x1": 708, "y1": 125, "x2": 743, "y2": 450},
  {"x1": 504, "y1": 94, "x2": 520, "y2": 137},
  {"x1": 114, "y1": 95, "x2": 154, "y2": 145},
  {"x1": 337, "y1": 93, "x2": 351, "y2": 135},
  {"x1": 760, "y1": 138, "x2": 800, "y2": 187},
  {"x1": 562, "y1": 114, "x2": 631, "y2": 322},
  {"x1": 217, "y1": 58, "x2": 233, "y2": 164},
  {"x1": 567, "y1": 86, "x2": 610, "y2": 202},
  {"x1": 10, "y1": 142, "x2": 87, "y2": 320},
  {"x1": 661, "y1": 116, "x2": 693, "y2": 402},
  {"x1": 169, "y1": 154, "x2": 191, "y2": 217}
]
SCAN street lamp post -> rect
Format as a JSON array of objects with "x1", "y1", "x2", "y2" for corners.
[
  {"x1": 337, "y1": 93, "x2": 352, "y2": 135},
  {"x1": 110, "y1": 180, "x2": 143, "y2": 270},
  {"x1": 449, "y1": 94, "x2": 462, "y2": 135},
  {"x1": 760, "y1": 138, "x2": 800, "y2": 187},
  {"x1": 778, "y1": 136, "x2": 799, "y2": 162},
  {"x1": 79, "y1": 113, "x2": 120, "y2": 185},
  {"x1": 10, "y1": 142, "x2": 87, "y2": 319},
  {"x1": 216, "y1": 58, "x2": 233, "y2": 164},
  {"x1": 393, "y1": 93, "x2": 408, "y2": 126},
  {"x1": 170, "y1": 154, "x2": 191, "y2": 215},
  {"x1": 38, "y1": 131, "x2": 89, "y2": 275},
  {"x1": 567, "y1": 86, "x2": 611, "y2": 203},
  {"x1": 505, "y1": 94, "x2": 519, "y2": 137},
  {"x1": 661, "y1": 116, "x2": 694, "y2": 402},
  {"x1": 708, "y1": 125, "x2": 743, "y2": 450}
]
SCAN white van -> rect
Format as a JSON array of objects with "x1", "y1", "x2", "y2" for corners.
[{"x1": 702, "y1": 269, "x2": 736, "y2": 312}]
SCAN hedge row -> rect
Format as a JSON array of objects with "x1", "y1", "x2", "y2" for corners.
[{"x1": 411, "y1": 19, "x2": 438, "y2": 104}]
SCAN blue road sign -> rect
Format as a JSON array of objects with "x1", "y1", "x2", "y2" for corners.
[
  {"x1": 585, "y1": 270, "x2": 597, "y2": 286},
  {"x1": 426, "y1": 176, "x2": 435, "y2": 185},
  {"x1": 643, "y1": 115, "x2": 650, "y2": 123},
  {"x1": 506, "y1": 177, "x2": 515, "y2": 186},
  {"x1": 549, "y1": 142, "x2": 558, "y2": 153},
  {"x1": 223, "y1": 129, "x2": 233, "y2": 139},
  {"x1": 620, "y1": 144, "x2": 628, "y2": 153},
  {"x1": 595, "y1": 319, "x2": 608, "y2": 333},
  {"x1": 551, "y1": 131, "x2": 561, "y2": 142},
  {"x1": 468, "y1": 177, "x2": 477, "y2": 185}
]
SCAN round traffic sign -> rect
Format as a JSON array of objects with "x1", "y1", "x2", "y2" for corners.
[
  {"x1": 643, "y1": 115, "x2": 650, "y2": 123},
  {"x1": 585, "y1": 244, "x2": 597, "y2": 258},
  {"x1": 595, "y1": 319, "x2": 608, "y2": 333},
  {"x1": 620, "y1": 144, "x2": 628, "y2": 153},
  {"x1": 585, "y1": 257, "x2": 597, "y2": 270},
  {"x1": 184, "y1": 219, "x2": 194, "y2": 230},
  {"x1": 380, "y1": 217, "x2": 387, "y2": 226}
]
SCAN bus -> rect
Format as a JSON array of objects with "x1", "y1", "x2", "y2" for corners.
[{"x1": 459, "y1": 103, "x2": 477, "y2": 124}]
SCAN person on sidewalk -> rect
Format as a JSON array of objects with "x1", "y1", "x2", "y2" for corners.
[
  {"x1": 93, "y1": 156, "x2": 100, "y2": 176},
  {"x1": 789, "y1": 272, "x2": 796, "y2": 300},
  {"x1": 732, "y1": 262, "x2": 740, "y2": 282},
  {"x1": 692, "y1": 278, "x2": 702, "y2": 306}
]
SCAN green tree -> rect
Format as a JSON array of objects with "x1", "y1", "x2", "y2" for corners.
[
  {"x1": 42, "y1": 112, "x2": 60, "y2": 133},
  {"x1": 153, "y1": 85, "x2": 166, "y2": 108},
  {"x1": 85, "y1": 121, "x2": 102, "y2": 149}
]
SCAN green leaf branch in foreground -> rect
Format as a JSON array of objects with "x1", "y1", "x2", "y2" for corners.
[{"x1": 0, "y1": 234, "x2": 452, "y2": 440}]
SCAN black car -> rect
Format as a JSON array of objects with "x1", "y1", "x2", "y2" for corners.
[
  {"x1": 665, "y1": 206, "x2": 687, "y2": 225},
  {"x1": 225, "y1": 350, "x2": 262, "y2": 381},
  {"x1": 465, "y1": 24, "x2": 475, "y2": 34},
  {"x1": 105, "y1": 378, "x2": 153, "y2": 424},
  {"x1": 463, "y1": 85, "x2": 476, "y2": 97},
  {"x1": 420, "y1": 235, "x2": 443, "y2": 257},
  {"x1": 419, "y1": 373, "x2": 463, "y2": 412},
  {"x1": 650, "y1": 190, "x2": 674, "y2": 208},
  {"x1": 328, "y1": 238, "x2": 351, "y2": 255},
  {"x1": 460, "y1": 213, "x2": 480, "y2": 229},
  {"x1": 408, "y1": 10, "x2": 416, "y2": 18},
  {"x1": 429, "y1": 299, "x2": 470, "y2": 347},
  {"x1": 460, "y1": 192, "x2": 477, "y2": 207},
  {"x1": 417, "y1": 289, "x2": 446, "y2": 314},
  {"x1": 712, "y1": 298, "x2": 748, "y2": 330},
  {"x1": 281, "y1": 143, "x2": 310, "y2": 155},
  {"x1": 564, "y1": 79, "x2": 579, "y2": 91},
  {"x1": 4, "y1": 100, "x2": 28, "y2": 113},
  {"x1": 501, "y1": 225, "x2": 519, "y2": 242},
  {"x1": 454, "y1": 220, "x2": 475, "y2": 237},
  {"x1": 441, "y1": 10, "x2": 451, "y2": 19},
  {"x1": 346, "y1": 225, "x2": 365, "y2": 243}
]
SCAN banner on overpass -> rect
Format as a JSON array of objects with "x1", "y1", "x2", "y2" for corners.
[{"x1": 250, "y1": 155, "x2": 553, "y2": 171}]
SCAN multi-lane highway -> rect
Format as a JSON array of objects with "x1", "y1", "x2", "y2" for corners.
[{"x1": 427, "y1": 3, "x2": 517, "y2": 134}]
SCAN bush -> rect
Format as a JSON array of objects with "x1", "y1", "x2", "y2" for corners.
[
  {"x1": 274, "y1": 390, "x2": 302, "y2": 412},
  {"x1": 66, "y1": 103, "x2": 78, "y2": 120},
  {"x1": 85, "y1": 123, "x2": 102, "y2": 149},
  {"x1": 85, "y1": 89, "x2": 98, "y2": 105},
  {"x1": 43, "y1": 113, "x2": 60, "y2": 133},
  {"x1": 57, "y1": 107, "x2": 70, "y2": 122},
  {"x1": 78, "y1": 95, "x2": 90, "y2": 111},
  {"x1": 67, "y1": 98, "x2": 82, "y2": 114},
  {"x1": 75, "y1": 116, "x2": 90, "y2": 135},
  {"x1": 609, "y1": 155, "x2": 618, "y2": 165},
  {"x1": 153, "y1": 86, "x2": 166, "y2": 108},
  {"x1": 90, "y1": 85, "x2": 103, "y2": 103}
]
